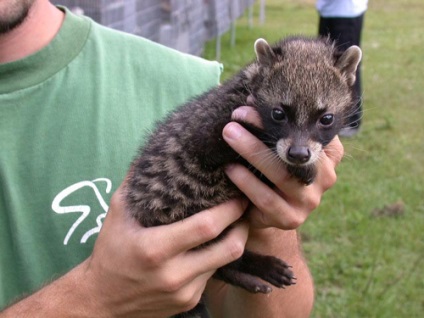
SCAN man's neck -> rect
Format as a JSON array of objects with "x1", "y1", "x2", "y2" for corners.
[{"x1": 0, "y1": 0, "x2": 64, "y2": 64}]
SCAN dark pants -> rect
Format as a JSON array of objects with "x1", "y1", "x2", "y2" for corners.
[{"x1": 318, "y1": 14, "x2": 364, "y2": 128}]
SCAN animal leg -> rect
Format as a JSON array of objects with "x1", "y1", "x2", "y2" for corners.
[{"x1": 214, "y1": 250, "x2": 295, "y2": 293}]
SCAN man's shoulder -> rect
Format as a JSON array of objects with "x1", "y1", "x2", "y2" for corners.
[
  {"x1": 84, "y1": 20, "x2": 223, "y2": 100},
  {"x1": 62, "y1": 6, "x2": 221, "y2": 80},
  {"x1": 88, "y1": 19, "x2": 222, "y2": 77}
]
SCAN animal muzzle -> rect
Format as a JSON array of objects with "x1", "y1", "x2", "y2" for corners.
[{"x1": 287, "y1": 146, "x2": 311, "y2": 164}]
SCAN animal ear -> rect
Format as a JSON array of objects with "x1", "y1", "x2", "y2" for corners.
[
  {"x1": 335, "y1": 45, "x2": 362, "y2": 86},
  {"x1": 254, "y1": 38, "x2": 276, "y2": 67}
]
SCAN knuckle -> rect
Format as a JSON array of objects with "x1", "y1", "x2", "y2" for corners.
[
  {"x1": 109, "y1": 191, "x2": 121, "y2": 209},
  {"x1": 327, "y1": 136, "x2": 344, "y2": 163},
  {"x1": 161, "y1": 273, "x2": 184, "y2": 293},
  {"x1": 255, "y1": 191, "x2": 278, "y2": 212},
  {"x1": 307, "y1": 194, "x2": 322, "y2": 210},
  {"x1": 226, "y1": 239, "x2": 245, "y2": 261},
  {"x1": 335, "y1": 140, "x2": 345, "y2": 162},
  {"x1": 335, "y1": 148, "x2": 344, "y2": 164},
  {"x1": 325, "y1": 170, "x2": 338, "y2": 189},
  {"x1": 139, "y1": 248, "x2": 164, "y2": 267},
  {"x1": 284, "y1": 213, "x2": 306, "y2": 230},
  {"x1": 196, "y1": 215, "x2": 220, "y2": 241},
  {"x1": 176, "y1": 290, "x2": 201, "y2": 312}
]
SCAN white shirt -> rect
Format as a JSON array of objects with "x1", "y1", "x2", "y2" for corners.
[{"x1": 316, "y1": 0, "x2": 368, "y2": 18}]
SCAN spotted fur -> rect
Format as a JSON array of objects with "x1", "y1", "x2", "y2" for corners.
[{"x1": 125, "y1": 36, "x2": 361, "y2": 317}]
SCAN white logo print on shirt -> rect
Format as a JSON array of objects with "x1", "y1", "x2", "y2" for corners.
[{"x1": 51, "y1": 178, "x2": 112, "y2": 245}]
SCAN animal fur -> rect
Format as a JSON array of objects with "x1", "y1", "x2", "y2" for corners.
[{"x1": 125, "y1": 36, "x2": 362, "y2": 317}]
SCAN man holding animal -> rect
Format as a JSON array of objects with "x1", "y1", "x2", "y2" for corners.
[{"x1": 0, "y1": 0, "x2": 343, "y2": 317}]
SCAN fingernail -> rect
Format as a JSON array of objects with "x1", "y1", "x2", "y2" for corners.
[
  {"x1": 231, "y1": 108, "x2": 248, "y2": 121},
  {"x1": 223, "y1": 123, "x2": 242, "y2": 140},
  {"x1": 246, "y1": 94, "x2": 256, "y2": 106},
  {"x1": 224, "y1": 163, "x2": 236, "y2": 173}
]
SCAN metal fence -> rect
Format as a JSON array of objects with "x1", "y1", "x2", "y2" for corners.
[{"x1": 54, "y1": 0, "x2": 259, "y2": 57}]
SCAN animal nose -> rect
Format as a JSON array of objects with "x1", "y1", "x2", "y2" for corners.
[{"x1": 287, "y1": 146, "x2": 311, "y2": 164}]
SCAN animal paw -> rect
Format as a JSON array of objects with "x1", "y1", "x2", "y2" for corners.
[
  {"x1": 238, "y1": 250, "x2": 296, "y2": 288},
  {"x1": 213, "y1": 250, "x2": 296, "y2": 294},
  {"x1": 257, "y1": 256, "x2": 296, "y2": 288}
]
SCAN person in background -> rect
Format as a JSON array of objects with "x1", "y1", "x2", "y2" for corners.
[
  {"x1": 0, "y1": 0, "x2": 343, "y2": 317},
  {"x1": 317, "y1": 0, "x2": 368, "y2": 137}
]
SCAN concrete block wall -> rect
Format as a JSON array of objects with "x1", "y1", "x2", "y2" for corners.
[
  {"x1": 135, "y1": 1, "x2": 162, "y2": 41},
  {"x1": 204, "y1": 0, "x2": 231, "y2": 40},
  {"x1": 159, "y1": 0, "x2": 207, "y2": 56},
  {"x1": 54, "y1": 0, "x2": 258, "y2": 56}
]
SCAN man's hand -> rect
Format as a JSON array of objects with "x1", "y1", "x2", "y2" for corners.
[
  {"x1": 1, "y1": 186, "x2": 250, "y2": 318},
  {"x1": 223, "y1": 106, "x2": 344, "y2": 230},
  {"x1": 81, "y1": 186, "x2": 249, "y2": 318},
  {"x1": 205, "y1": 106, "x2": 344, "y2": 318}
]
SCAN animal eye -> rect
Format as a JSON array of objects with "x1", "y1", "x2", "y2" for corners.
[
  {"x1": 319, "y1": 114, "x2": 334, "y2": 126},
  {"x1": 272, "y1": 108, "x2": 286, "y2": 122}
]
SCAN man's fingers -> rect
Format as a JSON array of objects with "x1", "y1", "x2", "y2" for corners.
[
  {"x1": 312, "y1": 136, "x2": 344, "y2": 192},
  {"x1": 231, "y1": 106, "x2": 263, "y2": 129},
  {"x1": 325, "y1": 136, "x2": 344, "y2": 168},
  {"x1": 142, "y1": 198, "x2": 248, "y2": 259},
  {"x1": 225, "y1": 164, "x2": 303, "y2": 229},
  {"x1": 223, "y1": 122, "x2": 290, "y2": 185},
  {"x1": 153, "y1": 221, "x2": 249, "y2": 293},
  {"x1": 181, "y1": 220, "x2": 249, "y2": 275}
]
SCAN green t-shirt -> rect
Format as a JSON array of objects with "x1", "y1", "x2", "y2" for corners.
[{"x1": 0, "y1": 7, "x2": 221, "y2": 307}]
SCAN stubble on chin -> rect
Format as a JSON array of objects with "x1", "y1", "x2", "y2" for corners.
[{"x1": 0, "y1": 0, "x2": 36, "y2": 34}]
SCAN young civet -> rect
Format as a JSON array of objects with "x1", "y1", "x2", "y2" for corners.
[{"x1": 126, "y1": 36, "x2": 362, "y2": 317}]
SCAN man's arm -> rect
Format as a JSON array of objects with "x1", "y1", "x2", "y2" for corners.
[
  {"x1": 206, "y1": 229, "x2": 314, "y2": 318},
  {"x1": 1, "y1": 191, "x2": 250, "y2": 318}
]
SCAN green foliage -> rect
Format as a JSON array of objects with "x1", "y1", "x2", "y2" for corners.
[{"x1": 203, "y1": 0, "x2": 424, "y2": 316}]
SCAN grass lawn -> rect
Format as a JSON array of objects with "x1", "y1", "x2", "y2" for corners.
[{"x1": 203, "y1": 0, "x2": 424, "y2": 316}]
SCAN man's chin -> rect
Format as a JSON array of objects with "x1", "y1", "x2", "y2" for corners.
[{"x1": 0, "y1": 0, "x2": 35, "y2": 35}]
